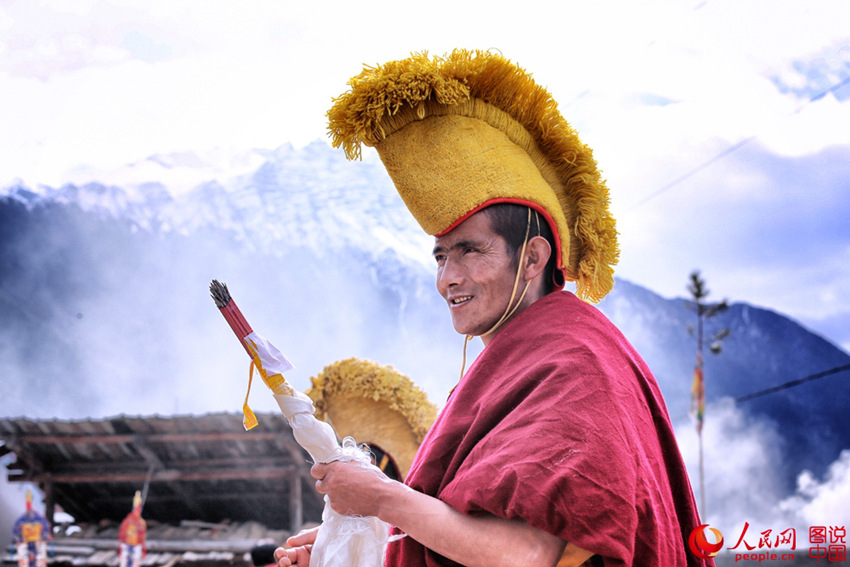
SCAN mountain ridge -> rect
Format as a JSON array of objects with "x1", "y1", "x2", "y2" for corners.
[{"x1": 1, "y1": 142, "x2": 848, "y2": 493}]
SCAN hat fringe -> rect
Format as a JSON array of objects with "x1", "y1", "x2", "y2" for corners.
[
  {"x1": 328, "y1": 49, "x2": 619, "y2": 302},
  {"x1": 307, "y1": 358, "x2": 437, "y2": 444}
]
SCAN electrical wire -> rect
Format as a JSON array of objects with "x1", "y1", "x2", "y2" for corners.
[
  {"x1": 733, "y1": 363, "x2": 850, "y2": 403},
  {"x1": 627, "y1": 71, "x2": 850, "y2": 212}
]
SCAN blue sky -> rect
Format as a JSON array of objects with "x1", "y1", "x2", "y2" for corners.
[{"x1": 1, "y1": 0, "x2": 848, "y2": 352}]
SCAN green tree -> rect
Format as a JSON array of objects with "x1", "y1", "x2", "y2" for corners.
[{"x1": 687, "y1": 271, "x2": 730, "y2": 356}]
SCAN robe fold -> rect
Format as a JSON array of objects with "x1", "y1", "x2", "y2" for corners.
[{"x1": 385, "y1": 291, "x2": 710, "y2": 567}]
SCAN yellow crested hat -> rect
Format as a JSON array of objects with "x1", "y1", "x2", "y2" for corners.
[
  {"x1": 327, "y1": 49, "x2": 619, "y2": 302},
  {"x1": 306, "y1": 358, "x2": 437, "y2": 480}
]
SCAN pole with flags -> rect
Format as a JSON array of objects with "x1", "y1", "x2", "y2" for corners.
[
  {"x1": 690, "y1": 350, "x2": 706, "y2": 521},
  {"x1": 686, "y1": 270, "x2": 729, "y2": 523}
]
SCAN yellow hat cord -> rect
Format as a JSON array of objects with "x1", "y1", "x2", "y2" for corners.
[{"x1": 459, "y1": 208, "x2": 535, "y2": 380}]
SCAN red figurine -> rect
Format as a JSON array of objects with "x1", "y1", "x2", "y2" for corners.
[{"x1": 118, "y1": 491, "x2": 147, "y2": 567}]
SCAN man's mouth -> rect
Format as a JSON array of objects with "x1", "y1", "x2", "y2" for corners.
[{"x1": 450, "y1": 295, "x2": 472, "y2": 306}]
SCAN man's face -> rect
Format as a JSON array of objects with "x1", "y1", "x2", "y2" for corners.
[{"x1": 432, "y1": 211, "x2": 519, "y2": 340}]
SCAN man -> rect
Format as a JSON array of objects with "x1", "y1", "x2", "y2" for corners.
[{"x1": 276, "y1": 50, "x2": 708, "y2": 567}]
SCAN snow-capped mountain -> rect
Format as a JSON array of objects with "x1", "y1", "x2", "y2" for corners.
[
  {"x1": 1, "y1": 142, "x2": 849, "y2": 533},
  {"x1": 4, "y1": 142, "x2": 434, "y2": 271}
]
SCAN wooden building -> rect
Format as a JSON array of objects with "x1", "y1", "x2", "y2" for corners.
[{"x1": 0, "y1": 413, "x2": 323, "y2": 566}]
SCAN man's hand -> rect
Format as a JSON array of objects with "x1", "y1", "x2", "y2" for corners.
[
  {"x1": 312, "y1": 460, "x2": 395, "y2": 517},
  {"x1": 274, "y1": 526, "x2": 318, "y2": 566},
  {"x1": 273, "y1": 460, "x2": 395, "y2": 566}
]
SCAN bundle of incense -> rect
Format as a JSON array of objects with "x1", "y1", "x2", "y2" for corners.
[
  {"x1": 210, "y1": 279, "x2": 293, "y2": 417},
  {"x1": 209, "y1": 279, "x2": 254, "y2": 357}
]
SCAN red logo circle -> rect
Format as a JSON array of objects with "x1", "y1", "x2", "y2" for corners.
[{"x1": 689, "y1": 524, "x2": 724, "y2": 559}]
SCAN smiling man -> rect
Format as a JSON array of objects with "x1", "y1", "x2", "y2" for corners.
[{"x1": 275, "y1": 50, "x2": 710, "y2": 567}]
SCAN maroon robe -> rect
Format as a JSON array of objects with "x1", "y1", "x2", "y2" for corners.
[{"x1": 385, "y1": 291, "x2": 710, "y2": 567}]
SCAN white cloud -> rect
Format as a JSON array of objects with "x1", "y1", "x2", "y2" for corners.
[
  {"x1": 780, "y1": 450, "x2": 850, "y2": 530},
  {"x1": 3, "y1": 0, "x2": 848, "y2": 185},
  {"x1": 676, "y1": 402, "x2": 788, "y2": 534},
  {"x1": 1, "y1": 0, "x2": 849, "y2": 353},
  {"x1": 676, "y1": 402, "x2": 850, "y2": 549}
]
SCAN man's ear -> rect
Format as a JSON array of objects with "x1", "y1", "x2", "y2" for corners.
[{"x1": 523, "y1": 236, "x2": 552, "y2": 281}]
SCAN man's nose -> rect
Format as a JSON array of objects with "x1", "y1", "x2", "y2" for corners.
[{"x1": 438, "y1": 257, "x2": 465, "y2": 290}]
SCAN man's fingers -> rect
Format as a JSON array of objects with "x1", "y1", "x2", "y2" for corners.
[
  {"x1": 312, "y1": 463, "x2": 332, "y2": 494},
  {"x1": 286, "y1": 526, "x2": 319, "y2": 547},
  {"x1": 274, "y1": 546, "x2": 292, "y2": 566},
  {"x1": 274, "y1": 545, "x2": 311, "y2": 566},
  {"x1": 272, "y1": 526, "x2": 319, "y2": 567},
  {"x1": 311, "y1": 462, "x2": 329, "y2": 479}
]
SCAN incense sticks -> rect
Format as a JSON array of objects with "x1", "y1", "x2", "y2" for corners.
[
  {"x1": 210, "y1": 279, "x2": 254, "y2": 357},
  {"x1": 210, "y1": 278, "x2": 296, "y2": 429}
]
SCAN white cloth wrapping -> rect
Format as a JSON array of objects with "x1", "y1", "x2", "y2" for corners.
[
  {"x1": 274, "y1": 391, "x2": 340, "y2": 461},
  {"x1": 245, "y1": 332, "x2": 295, "y2": 376},
  {"x1": 274, "y1": 394, "x2": 391, "y2": 567}
]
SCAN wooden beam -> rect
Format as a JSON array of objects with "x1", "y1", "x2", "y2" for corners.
[
  {"x1": 88, "y1": 487, "x2": 322, "y2": 507},
  {"x1": 52, "y1": 536, "x2": 264, "y2": 554},
  {"x1": 27, "y1": 455, "x2": 298, "y2": 475},
  {"x1": 12, "y1": 431, "x2": 285, "y2": 445},
  {"x1": 10, "y1": 466, "x2": 301, "y2": 484},
  {"x1": 43, "y1": 476, "x2": 55, "y2": 527},
  {"x1": 290, "y1": 471, "x2": 303, "y2": 531},
  {"x1": 134, "y1": 438, "x2": 206, "y2": 519}
]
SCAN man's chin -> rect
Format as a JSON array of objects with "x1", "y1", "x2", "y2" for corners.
[
  {"x1": 451, "y1": 320, "x2": 482, "y2": 338},
  {"x1": 451, "y1": 321, "x2": 473, "y2": 337},
  {"x1": 455, "y1": 330, "x2": 478, "y2": 338}
]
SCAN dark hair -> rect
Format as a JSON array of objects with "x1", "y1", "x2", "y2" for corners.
[
  {"x1": 250, "y1": 543, "x2": 278, "y2": 566},
  {"x1": 481, "y1": 203, "x2": 559, "y2": 294},
  {"x1": 369, "y1": 444, "x2": 402, "y2": 482}
]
